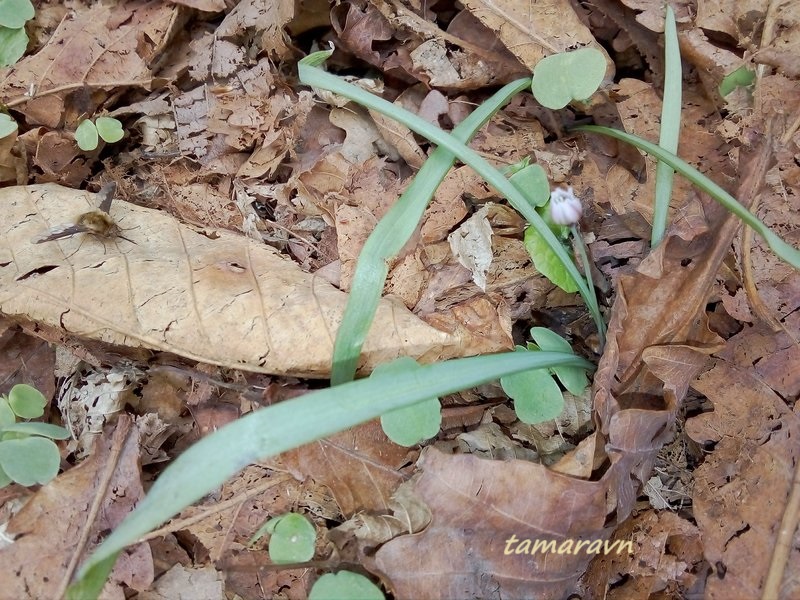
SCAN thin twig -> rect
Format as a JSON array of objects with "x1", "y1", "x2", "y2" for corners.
[
  {"x1": 56, "y1": 417, "x2": 133, "y2": 599},
  {"x1": 5, "y1": 80, "x2": 154, "y2": 109},
  {"x1": 135, "y1": 473, "x2": 292, "y2": 543}
]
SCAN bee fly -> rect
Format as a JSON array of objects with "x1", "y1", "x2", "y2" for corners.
[{"x1": 34, "y1": 182, "x2": 135, "y2": 245}]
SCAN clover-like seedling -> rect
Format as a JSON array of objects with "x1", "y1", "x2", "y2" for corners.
[
  {"x1": 374, "y1": 357, "x2": 441, "y2": 447},
  {"x1": 0, "y1": 384, "x2": 70, "y2": 488},
  {"x1": 75, "y1": 117, "x2": 125, "y2": 151},
  {"x1": 500, "y1": 329, "x2": 589, "y2": 425},
  {"x1": 511, "y1": 171, "x2": 578, "y2": 293},
  {"x1": 0, "y1": 0, "x2": 34, "y2": 67},
  {"x1": 309, "y1": 571, "x2": 385, "y2": 600},
  {"x1": 0, "y1": 113, "x2": 18, "y2": 138},
  {"x1": 719, "y1": 65, "x2": 756, "y2": 97},
  {"x1": 250, "y1": 512, "x2": 317, "y2": 564},
  {"x1": 531, "y1": 47, "x2": 607, "y2": 110}
]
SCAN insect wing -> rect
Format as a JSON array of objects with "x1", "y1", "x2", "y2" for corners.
[
  {"x1": 33, "y1": 223, "x2": 92, "y2": 243},
  {"x1": 96, "y1": 181, "x2": 117, "y2": 213}
]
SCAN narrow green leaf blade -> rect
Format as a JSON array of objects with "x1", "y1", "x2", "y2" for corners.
[
  {"x1": 652, "y1": 4, "x2": 682, "y2": 247},
  {"x1": 75, "y1": 350, "x2": 591, "y2": 588},
  {"x1": 574, "y1": 125, "x2": 800, "y2": 270}
]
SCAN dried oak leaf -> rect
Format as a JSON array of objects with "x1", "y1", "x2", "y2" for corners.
[
  {"x1": 0, "y1": 416, "x2": 151, "y2": 598},
  {"x1": 687, "y1": 359, "x2": 800, "y2": 600},
  {"x1": 0, "y1": 2, "x2": 177, "y2": 128},
  {"x1": 459, "y1": 0, "x2": 612, "y2": 72},
  {"x1": 0, "y1": 185, "x2": 505, "y2": 377}
]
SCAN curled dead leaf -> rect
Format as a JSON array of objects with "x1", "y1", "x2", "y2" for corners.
[{"x1": 0, "y1": 185, "x2": 505, "y2": 377}]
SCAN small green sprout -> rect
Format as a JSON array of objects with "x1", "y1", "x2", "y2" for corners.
[
  {"x1": 75, "y1": 117, "x2": 125, "y2": 151},
  {"x1": 0, "y1": 0, "x2": 34, "y2": 67},
  {"x1": 500, "y1": 328, "x2": 589, "y2": 425},
  {"x1": 251, "y1": 512, "x2": 316, "y2": 564},
  {"x1": 0, "y1": 384, "x2": 70, "y2": 488},
  {"x1": 719, "y1": 65, "x2": 756, "y2": 97},
  {"x1": 375, "y1": 358, "x2": 441, "y2": 447},
  {"x1": 309, "y1": 571, "x2": 385, "y2": 600},
  {"x1": 530, "y1": 47, "x2": 607, "y2": 109},
  {"x1": 252, "y1": 512, "x2": 385, "y2": 598}
]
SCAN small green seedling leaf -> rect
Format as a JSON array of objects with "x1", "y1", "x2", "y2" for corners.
[
  {"x1": 309, "y1": 571, "x2": 385, "y2": 600},
  {"x1": 1, "y1": 421, "x2": 70, "y2": 439},
  {"x1": 95, "y1": 116, "x2": 124, "y2": 143},
  {"x1": 0, "y1": 436, "x2": 61, "y2": 486},
  {"x1": 0, "y1": 0, "x2": 34, "y2": 29},
  {"x1": 0, "y1": 463, "x2": 11, "y2": 488},
  {"x1": 8, "y1": 383, "x2": 47, "y2": 419},
  {"x1": 75, "y1": 119, "x2": 99, "y2": 151},
  {"x1": 264, "y1": 513, "x2": 316, "y2": 564},
  {"x1": 531, "y1": 47, "x2": 607, "y2": 109},
  {"x1": 529, "y1": 327, "x2": 589, "y2": 395},
  {"x1": 501, "y1": 347, "x2": 564, "y2": 424},
  {"x1": 0, "y1": 25, "x2": 28, "y2": 67},
  {"x1": 0, "y1": 113, "x2": 17, "y2": 138},
  {"x1": 509, "y1": 163, "x2": 550, "y2": 207},
  {"x1": 719, "y1": 65, "x2": 755, "y2": 97},
  {"x1": 375, "y1": 358, "x2": 441, "y2": 446},
  {"x1": 0, "y1": 397, "x2": 14, "y2": 427},
  {"x1": 524, "y1": 225, "x2": 579, "y2": 293}
]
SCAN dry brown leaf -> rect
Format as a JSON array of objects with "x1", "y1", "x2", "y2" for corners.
[
  {"x1": 332, "y1": 0, "x2": 525, "y2": 89},
  {"x1": 0, "y1": 127, "x2": 25, "y2": 185},
  {"x1": 277, "y1": 420, "x2": 414, "y2": 517},
  {"x1": 0, "y1": 184, "x2": 506, "y2": 377},
  {"x1": 0, "y1": 417, "x2": 150, "y2": 598},
  {"x1": 460, "y1": 0, "x2": 611, "y2": 71},
  {"x1": 0, "y1": 2, "x2": 175, "y2": 128},
  {"x1": 581, "y1": 510, "x2": 703, "y2": 598},
  {"x1": 375, "y1": 448, "x2": 612, "y2": 600},
  {"x1": 687, "y1": 359, "x2": 800, "y2": 599},
  {"x1": 215, "y1": 0, "x2": 295, "y2": 61},
  {"x1": 138, "y1": 564, "x2": 225, "y2": 600},
  {"x1": 169, "y1": 0, "x2": 225, "y2": 11}
]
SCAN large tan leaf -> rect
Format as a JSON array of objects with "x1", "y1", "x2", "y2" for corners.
[
  {"x1": 460, "y1": 0, "x2": 611, "y2": 70},
  {"x1": 0, "y1": 184, "x2": 497, "y2": 377}
]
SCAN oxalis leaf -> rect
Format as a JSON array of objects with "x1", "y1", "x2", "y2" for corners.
[
  {"x1": 501, "y1": 347, "x2": 564, "y2": 424},
  {"x1": 0, "y1": 113, "x2": 17, "y2": 138},
  {"x1": 0, "y1": 0, "x2": 34, "y2": 29},
  {"x1": 95, "y1": 117, "x2": 124, "y2": 143},
  {"x1": 75, "y1": 120, "x2": 99, "y2": 151},
  {"x1": 309, "y1": 571, "x2": 384, "y2": 600},
  {"x1": 524, "y1": 225, "x2": 579, "y2": 293},
  {"x1": 529, "y1": 327, "x2": 588, "y2": 395},
  {"x1": 531, "y1": 47, "x2": 607, "y2": 109},
  {"x1": 0, "y1": 25, "x2": 28, "y2": 67},
  {"x1": 376, "y1": 358, "x2": 441, "y2": 447}
]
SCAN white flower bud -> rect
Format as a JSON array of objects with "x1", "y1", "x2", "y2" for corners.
[{"x1": 549, "y1": 186, "x2": 583, "y2": 226}]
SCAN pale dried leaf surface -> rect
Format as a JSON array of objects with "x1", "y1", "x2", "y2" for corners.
[
  {"x1": 460, "y1": 0, "x2": 612, "y2": 70},
  {"x1": 0, "y1": 185, "x2": 502, "y2": 377},
  {"x1": 375, "y1": 448, "x2": 611, "y2": 600},
  {"x1": 0, "y1": 2, "x2": 177, "y2": 127},
  {"x1": 138, "y1": 564, "x2": 225, "y2": 600}
]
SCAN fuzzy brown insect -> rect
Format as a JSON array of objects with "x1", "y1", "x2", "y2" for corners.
[{"x1": 34, "y1": 182, "x2": 134, "y2": 244}]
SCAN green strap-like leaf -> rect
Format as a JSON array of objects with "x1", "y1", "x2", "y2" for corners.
[
  {"x1": 73, "y1": 350, "x2": 592, "y2": 593},
  {"x1": 299, "y1": 50, "x2": 606, "y2": 346},
  {"x1": 574, "y1": 125, "x2": 800, "y2": 270},
  {"x1": 331, "y1": 77, "x2": 532, "y2": 384}
]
